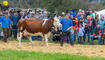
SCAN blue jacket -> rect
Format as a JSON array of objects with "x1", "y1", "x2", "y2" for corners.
[
  {"x1": 60, "y1": 18, "x2": 73, "y2": 32},
  {"x1": 0, "y1": 16, "x2": 11, "y2": 28},
  {"x1": 98, "y1": 20, "x2": 105, "y2": 29},
  {"x1": 70, "y1": 8, "x2": 76, "y2": 17},
  {"x1": 77, "y1": 14, "x2": 81, "y2": 20},
  {"x1": 11, "y1": 15, "x2": 19, "y2": 26},
  {"x1": 17, "y1": 13, "x2": 21, "y2": 23}
]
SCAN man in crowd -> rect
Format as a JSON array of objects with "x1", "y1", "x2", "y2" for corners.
[
  {"x1": 98, "y1": 16, "x2": 105, "y2": 33},
  {"x1": 70, "y1": 8, "x2": 76, "y2": 17},
  {"x1": 11, "y1": 12, "x2": 19, "y2": 39},
  {"x1": 60, "y1": 14, "x2": 73, "y2": 46},
  {"x1": 34, "y1": 10, "x2": 40, "y2": 18},
  {"x1": 90, "y1": 24, "x2": 102, "y2": 44},
  {"x1": 0, "y1": 12, "x2": 12, "y2": 42}
]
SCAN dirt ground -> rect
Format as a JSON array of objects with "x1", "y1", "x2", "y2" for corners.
[{"x1": 0, "y1": 41, "x2": 105, "y2": 58}]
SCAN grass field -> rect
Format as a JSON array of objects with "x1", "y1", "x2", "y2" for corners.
[
  {"x1": 0, "y1": 35, "x2": 104, "y2": 60},
  {"x1": 0, "y1": 50, "x2": 105, "y2": 60}
]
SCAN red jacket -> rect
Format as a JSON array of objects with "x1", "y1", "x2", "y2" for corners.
[{"x1": 93, "y1": 27, "x2": 102, "y2": 37}]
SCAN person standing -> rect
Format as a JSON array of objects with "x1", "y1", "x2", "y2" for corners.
[
  {"x1": 98, "y1": 16, "x2": 105, "y2": 34},
  {"x1": 34, "y1": 11, "x2": 40, "y2": 18},
  {"x1": 11, "y1": 12, "x2": 18, "y2": 39},
  {"x1": 77, "y1": 23, "x2": 85, "y2": 44},
  {"x1": 43, "y1": 11, "x2": 48, "y2": 19},
  {"x1": 0, "y1": 12, "x2": 11, "y2": 42},
  {"x1": 70, "y1": 8, "x2": 76, "y2": 17},
  {"x1": 70, "y1": 27, "x2": 75, "y2": 45},
  {"x1": 90, "y1": 24, "x2": 102, "y2": 44},
  {"x1": 84, "y1": 15, "x2": 92, "y2": 43},
  {"x1": 60, "y1": 14, "x2": 73, "y2": 46}
]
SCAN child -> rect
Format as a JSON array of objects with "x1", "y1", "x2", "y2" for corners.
[{"x1": 78, "y1": 23, "x2": 84, "y2": 44}]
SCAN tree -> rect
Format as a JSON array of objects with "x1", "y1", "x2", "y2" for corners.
[{"x1": 4, "y1": 0, "x2": 104, "y2": 13}]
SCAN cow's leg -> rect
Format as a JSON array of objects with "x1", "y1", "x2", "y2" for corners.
[
  {"x1": 17, "y1": 32, "x2": 22, "y2": 46},
  {"x1": 41, "y1": 36, "x2": 45, "y2": 46},
  {"x1": 17, "y1": 33, "x2": 20, "y2": 40},
  {"x1": 27, "y1": 36, "x2": 34, "y2": 45},
  {"x1": 44, "y1": 34, "x2": 48, "y2": 46}
]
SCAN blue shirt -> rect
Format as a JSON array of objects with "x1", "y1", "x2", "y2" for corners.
[
  {"x1": 25, "y1": 14, "x2": 31, "y2": 18},
  {"x1": 90, "y1": 13, "x2": 93, "y2": 16},
  {"x1": 98, "y1": 20, "x2": 105, "y2": 29},
  {"x1": 34, "y1": 14, "x2": 40, "y2": 18},
  {"x1": 0, "y1": 16, "x2": 11, "y2": 28},
  {"x1": 60, "y1": 18, "x2": 73, "y2": 32}
]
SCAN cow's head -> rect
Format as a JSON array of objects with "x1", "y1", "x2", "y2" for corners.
[{"x1": 52, "y1": 17, "x2": 62, "y2": 30}]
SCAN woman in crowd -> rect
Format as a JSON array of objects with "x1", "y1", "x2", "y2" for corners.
[{"x1": 84, "y1": 15, "x2": 92, "y2": 43}]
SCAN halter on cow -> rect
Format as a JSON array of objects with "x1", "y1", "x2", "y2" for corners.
[{"x1": 17, "y1": 17, "x2": 62, "y2": 46}]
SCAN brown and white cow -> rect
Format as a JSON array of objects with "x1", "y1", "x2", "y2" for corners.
[{"x1": 17, "y1": 17, "x2": 62, "y2": 46}]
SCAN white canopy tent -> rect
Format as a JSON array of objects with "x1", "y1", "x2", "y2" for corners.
[{"x1": 96, "y1": 9, "x2": 105, "y2": 19}]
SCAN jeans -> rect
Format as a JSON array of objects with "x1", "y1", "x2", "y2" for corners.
[
  {"x1": 77, "y1": 35, "x2": 84, "y2": 44},
  {"x1": 32, "y1": 36, "x2": 37, "y2": 40},
  {"x1": 84, "y1": 29, "x2": 90, "y2": 42},
  {"x1": 32, "y1": 36, "x2": 42, "y2": 40},
  {"x1": 90, "y1": 26, "x2": 94, "y2": 35},
  {"x1": 71, "y1": 34, "x2": 75, "y2": 44},
  {"x1": 100, "y1": 28, "x2": 104, "y2": 34},
  {"x1": 77, "y1": 34, "x2": 80, "y2": 43},
  {"x1": 90, "y1": 35, "x2": 101, "y2": 44},
  {"x1": 37, "y1": 36, "x2": 42, "y2": 40},
  {"x1": 60, "y1": 32, "x2": 73, "y2": 46},
  {"x1": 3, "y1": 28, "x2": 10, "y2": 42},
  {"x1": 79, "y1": 36, "x2": 84, "y2": 44},
  {"x1": 12, "y1": 25, "x2": 18, "y2": 38}
]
